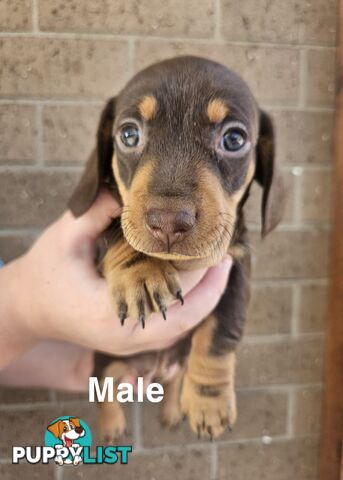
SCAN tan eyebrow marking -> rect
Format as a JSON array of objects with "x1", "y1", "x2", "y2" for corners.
[
  {"x1": 138, "y1": 95, "x2": 157, "y2": 121},
  {"x1": 207, "y1": 99, "x2": 229, "y2": 123}
]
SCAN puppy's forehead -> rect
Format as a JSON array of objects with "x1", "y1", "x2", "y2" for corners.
[{"x1": 116, "y1": 56, "x2": 258, "y2": 127}]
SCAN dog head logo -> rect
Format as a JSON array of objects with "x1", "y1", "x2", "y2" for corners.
[
  {"x1": 45, "y1": 416, "x2": 92, "y2": 465},
  {"x1": 47, "y1": 417, "x2": 85, "y2": 448}
]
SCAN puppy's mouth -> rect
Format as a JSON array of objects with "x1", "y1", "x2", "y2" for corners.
[
  {"x1": 64, "y1": 437, "x2": 73, "y2": 448},
  {"x1": 121, "y1": 209, "x2": 234, "y2": 262}
]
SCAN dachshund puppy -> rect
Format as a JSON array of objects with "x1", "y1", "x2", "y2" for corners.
[{"x1": 69, "y1": 56, "x2": 285, "y2": 442}]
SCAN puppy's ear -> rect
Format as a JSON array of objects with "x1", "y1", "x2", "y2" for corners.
[
  {"x1": 47, "y1": 420, "x2": 63, "y2": 439},
  {"x1": 70, "y1": 417, "x2": 81, "y2": 428},
  {"x1": 255, "y1": 110, "x2": 286, "y2": 237},
  {"x1": 68, "y1": 97, "x2": 119, "y2": 217}
]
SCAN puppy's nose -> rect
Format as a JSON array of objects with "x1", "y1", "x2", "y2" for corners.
[
  {"x1": 75, "y1": 427, "x2": 83, "y2": 434},
  {"x1": 145, "y1": 208, "x2": 196, "y2": 248}
]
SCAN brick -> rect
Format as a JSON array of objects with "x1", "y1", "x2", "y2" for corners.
[
  {"x1": 0, "y1": 169, "x2": 81, "y2": 228},
  {"x1": 298, "y1": 284, "x2": 328, "y2": 333},
  {"x1": 0, "y1": 403, "x2": 132, "y2": 459},
  {"x1": 305, "y1": 49, "x2": 336, "y2": 107},
  {"x1": 63, "y1": 449, "x2": 210, "y2": 480},
  {"x1": 245, "y1": 172, "x2": 294, "y2": 227},
  {"x1": 236, "y1": 337, "x2": 324, "y2": 388},
  {"x1": 0, "y1": 38, "x2": 129, "y2": 99},
  {"x1": 43, "y1": 105, "x2": 102, "y2": 164},
  {"x1": 0, "y1": 105, "x2": 37, "y2": 164},
  {"x1": 0, "y1": 464, "x2": 54, "y2": 479},
  {"x1": 0, "y1": 234, "x2": 35, "y2": 262},
  {"x1": 135, "y1": 42, "x2": 300, "y2": 105},
  {"x1": 221, "y1": 0, "x2": 336, "y2": 45},
  {"x1": 55, "y1": 390, "x2": 89, "y2": 401},
  {"x1": 272, "y1": 110, "x2": 334, "y2": 165},
  {"x1": 251, "y1": 230, "x2": 329, "y2": 279},
  {"x1": 0, "y1": 0, "x2": 32, "y2": 32},
  {"x1": 0, "y1": 386, "x2": 49, "y2": 404},
  {"x1": 245, "y1": 284, "x2": 292, "y2": 335},
  {"x1": 300, "y1": 170, "x2": 333, "y2": 223},
  {"x1": 293, "y1": 386, "x2": 322, "y2": 434},
  {"x1": 218, "y1": 437, "x2": 319, "y2": 480},
  {"x1": 142, "y1": 390, "x2": 287, "y2": 447},
  {"x1": 39, "y1": 0, "x2": 215, "y2": 38}
]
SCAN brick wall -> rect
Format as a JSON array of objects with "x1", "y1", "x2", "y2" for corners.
[{"x1": 0, "y1": 1, "x2": 336, "y2": 479}]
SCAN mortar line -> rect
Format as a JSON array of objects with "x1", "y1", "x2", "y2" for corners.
[
  {"x1": 48, "y1": 389, "x2": 57, "y2": 403},
  {"x1": 210, "y1": 442, "x2": 218, "y2": 480},
  {"x1": 35, "y1": 104, "x2": 44, "y2": 165},
  {"x1": 251, "y1": 278, "x2": 328, "y2": 287},
  {"x1": 236, "y1": 383, "x2": 323, "y2": 394},
  {"x1": 0, "y1": 433, "x2": 320, "y2": 464},
  {"x1": 292, "y1": 168, "x2": 303, "y2": 224},
  {"x1": 0, "y1": 31, "x2": 336, "y2": 50},
  {"x1": 0, "y1": 98, "x2": 334, "y2": 112},
  {"x1": 282, "y1": 164, "x2": 333, "y2": 172},
  {"x1": 248, "y1": 222, "x2": 330, "y2": 231},
  {"x1": 298, "y1": 48, "x2": 307, "y2": 107},
  {"x1": 213, "y1": 0, "x2": 221, "y2": 40},
  {"x1": 0, "y1": 161, "x2": 331, "y2": 173},
  {"x1": 0, "y1": 227, "x2": 42, "y2": 236},
  {"x1": 287, "y1": 389, "x2": 296, "y2": 437},
  {"x1": 0, "y1": 164, "x2": 82, "y2": 172},
  {"x1": 127, "y1": 38, "x2": 136, "y2": 77},
  {"x1": 31, "y1": 0, "x2": 39, "y2": 33},
  {"x1": 291, "y1": 284, "x2": 301, "y2": 336},
  {"x1": 124, "y1": 433, "x2": 319, "y2": 456},
  {"x1": 241, "y1": 332, "x2": 324, "y2": 344},
  {"x1": 132, "y1": 403, "x2": 143, "y2": 451},
  {"x1": 54, "y1": 464, "x2": 64, "y2": 480}
]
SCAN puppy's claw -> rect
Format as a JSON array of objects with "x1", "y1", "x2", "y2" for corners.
[
  {"x1": 207, "y1": 426, "x2": 213, "y2": 441},
  {"x1": 161, "y1": 307, "x2": 167, "y2": 320},
  {"x1": 153, "y1": 292, "x2": 167, "y2": 320},
  {"x1": 137, "y1": 300, "x2": 146, "y2": 329},
  {"x1": 176, "y1": 290, "x2": 184, "y2": 305},
  {"x1": 118, "y1": 302, "x2": 128, "y2": 326}
]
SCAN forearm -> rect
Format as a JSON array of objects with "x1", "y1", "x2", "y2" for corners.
[{"x1": 0, "y1": 258, "x2": 38, "y2": 369}]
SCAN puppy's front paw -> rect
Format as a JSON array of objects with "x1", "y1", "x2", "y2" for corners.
[
  {"x1": 99, "y1": 404, "x2": 127, "y2": 444},
  {"x1": 105, "y1": 255, "x2": 182, "y2": 328},
  {"x1": 180, "y1": 373, "x2": 237, "y2": 440},
  {"x1": 160, "y1": 400, "x2": 182, "y2": 428}
]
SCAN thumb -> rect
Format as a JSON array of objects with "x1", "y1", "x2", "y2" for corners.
[
  {"x1": 175, "y1": 256, "x2": 233, "y2": 332},
  {"x1": 65, "y1": 189, "x2": 122, "y2": 242}
]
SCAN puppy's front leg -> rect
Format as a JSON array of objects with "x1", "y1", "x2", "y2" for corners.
[
  {"x1": 180, "y1": 259, "x2": 249, "y2": 440},
  {"x1": 99, "y1": 360, "x2": 130, "y2": 443},
  {"x1": 102, "y1": 238, "x2": 183, "y2": 327}
]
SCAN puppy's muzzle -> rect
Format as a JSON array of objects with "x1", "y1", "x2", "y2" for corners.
[{"x1": 145, "y1": 208, "x2": 196, "y2": 249}]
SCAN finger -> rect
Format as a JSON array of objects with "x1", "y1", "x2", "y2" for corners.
[
  {"x1": 175, "y1": 256, "x2": 232, "y2": 332},
  {"x1": 64, "y1": 189, "x2": 122, "y2": 243},
  {"x1": 176, "y1": 268, "x2": 207, "y2": 296},
  {"x1": 131, "y1": 256, "x2": 232, "y2": 348}
]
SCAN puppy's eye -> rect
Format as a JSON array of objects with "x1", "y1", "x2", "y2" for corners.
[
  {"x1": 63, "y1": 426, "x2": 67, "y2": 432},
  {"x1": 120, "y1": 125, "x2": 140, "y2": 147},
  {"x1": 222, "y1": 128, "x2": 246, "y2": 152}
]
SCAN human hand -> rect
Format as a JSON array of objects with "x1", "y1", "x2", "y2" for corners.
[{"x1": 0, "y1": 190, "x2": 232, "y2": 369}]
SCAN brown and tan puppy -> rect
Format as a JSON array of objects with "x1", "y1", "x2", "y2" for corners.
[{"x1": 69, "y1": 56, "x2": 285, "y2": 442}]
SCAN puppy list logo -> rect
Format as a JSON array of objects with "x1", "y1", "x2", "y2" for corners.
[{"x1": 12, "y1": 416, "x2": 132, "y2": 466}]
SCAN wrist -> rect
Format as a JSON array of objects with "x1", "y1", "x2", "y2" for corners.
[{"x1": 0, "y1": 257, "x2": 39, "y2": 368}]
